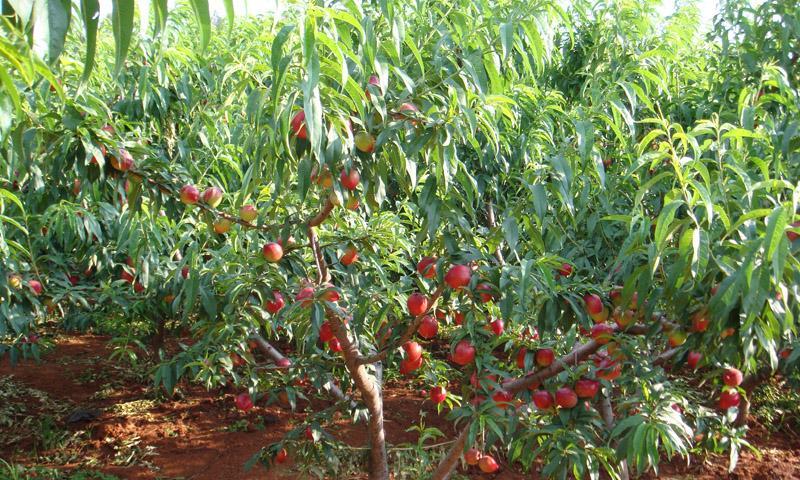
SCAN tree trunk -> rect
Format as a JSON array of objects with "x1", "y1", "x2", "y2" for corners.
[
  {"x1": 734, "y1": 367, "x2": 773, "y2": 427},
  {"x1": 331, "y1": 318, "x2": 389, "y2": 480},
  {"x1": 151, "y1": 316, "x2": 166, "y2": 354}
]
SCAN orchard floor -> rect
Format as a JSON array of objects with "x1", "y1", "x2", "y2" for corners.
[{"x1": 0, "y1": 334, "x2": 798, "y2": 480}]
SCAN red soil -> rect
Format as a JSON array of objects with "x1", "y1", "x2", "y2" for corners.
[{"x1": 1, "y1": 334, "x2": 798, "y2": 479}]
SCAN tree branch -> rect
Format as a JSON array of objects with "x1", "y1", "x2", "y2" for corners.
[
  {"x1": 600, "y1": 390, "x2": 630, "y2": 480},
  {"x1": 307, "y1": 225, "x2": 329, "y2": 284},
  {"x1": 430, "y1": 424, "x2": 471, "y2": 480},
  {"x1": 653, "y1": 347, "x2": 679, "y2": 367},
  {"x1": 137, "y1": 171, "x2": 287, "y2": 233},
  {"x1": 431, "y1": 324, "x2": 651, "y2": 479},
  {"x1": 356, "y1": 284, "x2": 446, "y2": 365},
  {"x1": 308, "y1": 198, "x2": 334, "y2": 227},
  {"x1": 248, "y1": 333, "x2": 352, "y2": 405},
  {"x1": 502, "y1": 337, "x2": 603, "y2": 394},
  {"x1": 328, "y1": 314, "x2": 389, "y2": 479}
]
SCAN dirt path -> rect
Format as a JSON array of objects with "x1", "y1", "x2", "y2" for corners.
[{"x1": 0, "y1": 335, "x2": 283, "y2": 479}]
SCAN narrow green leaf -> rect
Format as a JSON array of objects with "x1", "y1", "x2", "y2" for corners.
[
  {"x1": 722, "y1": 128, "x2": 762, "y2": 140},
  {"x1": 691, "y1": 228, "x2": 709, "y2": 278},
  {"x1": 7, "y1": 1, "x2": 34, "y2": 25},
  {"x1": 763, "y1": 205, "x2": 787, "y2": 260},
  {"x1": 222, "y1": 0, "x2": 234, "y2": 32},
  {"x1": 153, "y1": 0, "x2": 168, "y2": 34},
  {"x1": 574, "y1": 119, "x2": 593, "y2": 161},
  {"x1": 79, "y1": 0, "x2": 99, "y2": 81},
  {"x1": 111, "y1": 0, "x2": 135, "y2": 76},
  {"x1": 531, "y1": 183, "x2": 547, "y2": 221},
  {"x1": 724, "y1": 208, "x2": 772, "y2": 237},
  {"x1": 0, "y1": 65, "x2": 21, "y2": 116},
  {"x1": 404, "y1": 33, "x2": 424, "y2": 75},
  {"x1": 503, "y1": 215, "x2": 518, "y2": 252},
  {"x1": 655, "y1": 200, "x2": 683, "y2": 251},
  {"x1": 500, "y1": 22, "x2": 513, "y2": 60},
  {"x1": 302, "y1": 15, "x2": 322, "y2": 160},
  {"x1": 188, "y1": 0, "x2": 211, "y2": 51},
  {"x1": 0, "y1": 188, "x2": 24, "y2": 212},
  {"x1": 32, "y1": 0, "x2": 71, "y2": 63}
]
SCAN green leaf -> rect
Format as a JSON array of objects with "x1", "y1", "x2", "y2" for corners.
[
  {"x1": 500, "y1": 22, "x2": 513, "y2": 60},
  {"x1": 301, "y1": 16, "x2": 323, "y2": 160},
  {"x1": 549, "y1": 154, "x2": 574, "y2": 215},
  {"x1": 575, "y1": 120, "x2": 594, "y2": 161},
  {"x1": 32, "y1": 0, "x2": 71, "y2": 63},
  {"x1": 0, "y1": 65, "x2": 21, "y2": 116},
  {"x1": 518, "y1": 259, "x2": 533, "y2": 310},
  {"x1": 79, "y1": 0, "x2": 99, "y2": 81},
  {"x1": 763, "y1": 205, "x2": 787, "y2": 260},
  {"x1": 722, "y1": 128, "x2": 762, "y2": 140},
  {"x1": 530, "y1": 183, "x2": 547, "y2": 223},
  {"x1": 503, "y1": 215, "x2": 518, "y2": 252},
  {"x1": 724, "y1": 208, "x2": 772, "y2": 238},
  {"x1": 222, "y1": 0, "x2": 234, "y2": 32},
  {"x1": 404, "y1": 33, "x2": 424, "y2": 76},
  {"x1": 6, "y1": 1, "x2": 34, "y2": 25},
  {"x1": 691, "y1": 228, "x2": 709, "y2": 278},
  {"x1": 111, "y1": 0, "x2": 135, "y2": 76},
  {"x1": 610, "y1": 98, "x2": 635, "y2": 136},
  {"x1": 0, "y1": 188, "x2": 24, "y2": 212},
  {"x1": 601, "y1": 214, "x2": 633, "y2": 224},
  {"x1": 188, "y1": 0, "x2": 211, "y2": 51},
  {"x1": 153, "y1": 0, "x2": 168, "y2": 34},
  {"x1": 655, "y1": 200, "x2": 683, "y2": 251}
]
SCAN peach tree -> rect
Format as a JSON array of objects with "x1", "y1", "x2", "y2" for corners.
[{"x1": 0, "y1": 0, "x2": 799, "y2": 479}]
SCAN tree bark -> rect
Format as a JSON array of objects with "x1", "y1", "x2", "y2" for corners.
[
  {"x1": 330, "y1": 317, "x2": 389, "y2": 479},
  {"x1": 734, "y1": 367, "x2": 773, "y2": 426},
  {"x1": 248, "y1": 333, "x2": 353, "y2": 405},
  {"x1": 151, "y1": 315, "x2": 166, "y2": 354},
  {"x1": 303, "y1": 199, "x2": 389, "y2": 478},
  {"x1": 600, "y1": 391, "x2": 630, "y2": 480},
  {"x1": 430, "y1": 425, "x2": 470, "y2": 480},
  {"x1": 502, "y1": 337, "x2": 606, "y2": 394},
  {"x1": 653, "y1": 347, "x2": 679, "y2": 367},
  {"x1": 307, "y1": 225, "x2": 330, "y2": 284}
]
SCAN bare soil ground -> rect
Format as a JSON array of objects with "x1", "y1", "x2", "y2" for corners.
[{"x1": 1, "y1": 334, "x2": 798, "y2": 479}]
